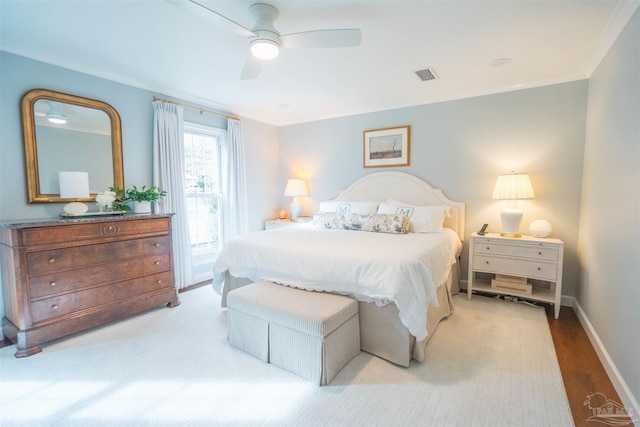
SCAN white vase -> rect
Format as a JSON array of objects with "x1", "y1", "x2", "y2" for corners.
[{"x1": 133, "y1": 201, "x2": 151, "y2": 214}]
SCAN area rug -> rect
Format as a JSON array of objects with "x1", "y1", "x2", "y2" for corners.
[{"x1": 0, "y1": 287, "x2": 573, "y2": 426}]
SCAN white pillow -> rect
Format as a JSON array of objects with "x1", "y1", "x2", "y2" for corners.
[
  {"x1": 318, "y1": 200, "x2": 379, "y2": 215},
  {"x1": 377, "y1": 200, "x2": 450, "y2": 232}
]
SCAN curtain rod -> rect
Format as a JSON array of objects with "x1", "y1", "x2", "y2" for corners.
[{"x1": 152, "y1": 96, "x2": 240, "y2": 121}]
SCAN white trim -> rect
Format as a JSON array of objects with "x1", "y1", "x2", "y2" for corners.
[
  {"x1": 572, "y1": 298, "x2": 640, "y2": 426},
  {"x1": 582, "y1": 1, "x2": 640, "y2": 76}
]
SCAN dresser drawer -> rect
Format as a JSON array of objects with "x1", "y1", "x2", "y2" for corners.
[
  {"x1": 473, "y1": 239, "x2": 558, "y2": 261},
  {"x1": 26, "y1": 235, "x2": 171, "y2": 276},
  {"x1": 473, "y1": 255, "x2": 558, "y2": 281},
  {"x1": 29, "y1": 254, "x2": 172, "y2": 299},
  {"x1": 20, "y1": 217, "x2": 170, "y2": 246},
  {"x1": 30, "y1": 271, "x2": 174, "y2": 324}
]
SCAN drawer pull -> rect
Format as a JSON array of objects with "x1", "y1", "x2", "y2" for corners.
[
  {"x1": 157, "y1": 280, "x2": 162, "y2": 284},
  {"x1": 155, "y1": 261, "x2": 161, "y2": 265},
  {"x1": 486, "y1": 247, "x2": 490, "y2": 250},
  {"x1": 52, "y1": 304, "x2": 58, "y2": 310},
  {"x1": 537, "y1": 267, "x2": 542, "y2": 271},
  {"x1": 48, "y1": 258, "x2": 55, "y2": 264},
  {"x1": 485, "y1": 261, "x2": 490, "y2": 265},
  {"x1": 538, "y1": 251, "x2": 543, "y2": 255},
  {"x1": 154, "y1": 243, "x2": 160, "y2": 247},
  {"x1": 50, "y1": 281, "x2": 56, "y2": 287}
]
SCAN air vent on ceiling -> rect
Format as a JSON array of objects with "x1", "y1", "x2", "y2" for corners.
[{"x1": 414, "y1": 67, "x2": 438, "y2": 82}]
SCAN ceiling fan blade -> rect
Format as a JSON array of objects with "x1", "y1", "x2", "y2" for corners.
[
  {"x1": 281, "y1": 29, "x2": 361, "y2": 49},
  {"x1": 240, "y1": 56, "x2": 267, "y2": 80},
  {"x1": 167, "y1": 0, "x2": 255, "y2": 37}
]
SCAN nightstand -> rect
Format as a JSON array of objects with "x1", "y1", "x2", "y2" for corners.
[{"x1": 467, "y1": 232, "x2": 564, "y2": 318}]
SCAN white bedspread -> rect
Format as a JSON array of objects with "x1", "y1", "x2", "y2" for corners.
[{"x1": 212, "y1": 224, "x2": 462, "y2": 341}]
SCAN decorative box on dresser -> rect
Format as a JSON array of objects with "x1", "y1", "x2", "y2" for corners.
[
  {"x1": 0, "y1": 214, "x2": 180, "y2": 357},
  {"x1": 467, "y1": 232, "x2": 564, "y2": 318}
]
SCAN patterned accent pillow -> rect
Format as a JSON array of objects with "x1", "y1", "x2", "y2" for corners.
[{"x1": 313, "y1": 212, "x2": 409, "y2": 234}]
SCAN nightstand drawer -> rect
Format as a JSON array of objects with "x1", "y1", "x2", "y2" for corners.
[
  {"x1": 473, "y1": 240, "x2": 558, "y2": 261},
  {"x1": 473, "y1": 255, "x2": 558, "y2": 281}
]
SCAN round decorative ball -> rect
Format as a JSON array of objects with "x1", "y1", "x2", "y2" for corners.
[{"x1": 529, "y1": 219, "x2": 552, "y2": 238}]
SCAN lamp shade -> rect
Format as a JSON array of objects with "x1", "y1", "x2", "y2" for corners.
[
  {"x1": 284, "y1": 179, "x2": 308, "y2": 197},
  {"x1": 492, "y1": 172, "x2": 535, "y2": 200},
  {"x1": 59, "y1": 171, "x2": 90, "y2": 199}
]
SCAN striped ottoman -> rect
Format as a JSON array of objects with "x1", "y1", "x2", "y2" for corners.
[{"x1": 227, "y1": 280, "x2": 360, "y2": 385}]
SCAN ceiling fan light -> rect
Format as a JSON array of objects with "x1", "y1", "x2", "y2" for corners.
[
  {"x1": 250, "y1": 39, "x2": 280, "y2": 60},
  {"x1": 47, "y1": 112, "x2": 68, "y2": 124},
  {"x1": 46, "y1": 101, "x2": 68, "y2": 124}
]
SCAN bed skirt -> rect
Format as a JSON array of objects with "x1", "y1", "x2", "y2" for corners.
[{"x1": 219, "y1": 261, "x2": 459, "y2": 367}]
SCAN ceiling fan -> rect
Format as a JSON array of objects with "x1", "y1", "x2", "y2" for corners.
[{"x1": 169, "y1": 0, "x2": 362, "y2": 79}]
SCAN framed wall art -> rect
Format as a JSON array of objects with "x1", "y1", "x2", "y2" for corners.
[{"x1": 363, "y1": 125, "x2": 410, "y2": 168}]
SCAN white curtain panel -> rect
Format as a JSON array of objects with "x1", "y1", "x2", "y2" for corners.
[
  {"x1": 222, "y1": 118, "x2": 249, "y2": 242},
  {"x1": 152, "y1": 101, "x2": 194, "y2": 289}
]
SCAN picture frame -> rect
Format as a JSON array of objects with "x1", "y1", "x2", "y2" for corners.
[{"x1": 363, "y1": 125, "x2": 410, "y2": 168}]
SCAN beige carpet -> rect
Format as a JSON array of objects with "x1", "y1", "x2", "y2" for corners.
[{"x1": 0, "y1": 287, "x2": 573, "y2": 426}]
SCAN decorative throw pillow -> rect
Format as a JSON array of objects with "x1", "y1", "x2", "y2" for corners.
[
  {"x1": 313, "y1": 212, "x2": 409, "y2": 234},
  {"x1": 318, "y1": 200, "x2": 379, "y2": 215},
  {"x1": 377, "y1": 200, "x2": 450, "y2": 232}
]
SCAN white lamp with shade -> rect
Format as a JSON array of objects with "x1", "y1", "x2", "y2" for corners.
[
  {"x1": 284, "y1": 178, "x2": 308, "y2": 220},
  {"x1": 59, "y1": 171, "x2": 90, "y2": 216},
  {"x1": 492, "y1": 172, "x2": 535, "y2": 238}
]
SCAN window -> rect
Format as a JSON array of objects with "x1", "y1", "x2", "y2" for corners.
[{"x1": 183, "y1": 122, "x2": 225, "y2": 283}]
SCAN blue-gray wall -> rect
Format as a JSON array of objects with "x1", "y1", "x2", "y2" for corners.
[{"x1": 579, "y1": 8, "x2": 640, "y2": 413}]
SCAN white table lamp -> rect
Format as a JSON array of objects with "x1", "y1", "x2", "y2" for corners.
[
  {"x1": 284, "y1": 179, "x2": 308, "y2": 220},
  {"x1": 492, "y1": 172, "x2": 535, "y2": 238},
  {"x1": 59, "y1": 171, "x2": 90, "y2": 215}
]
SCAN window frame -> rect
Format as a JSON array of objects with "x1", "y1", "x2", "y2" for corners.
[{"x1": 183, "y1": 121, "x2": 225, "y2": 283}]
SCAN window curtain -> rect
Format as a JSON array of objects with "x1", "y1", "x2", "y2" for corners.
[
  {"x1": 222, "y1": 118, "x2": 248, "y2": 242},
  {"x1": 152, "y1": 101, "x2": 194, "y2": 289}
]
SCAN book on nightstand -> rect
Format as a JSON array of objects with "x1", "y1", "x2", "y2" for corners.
[{"x1": 491, "y1": 274, "x2": 532, "y2": 295}]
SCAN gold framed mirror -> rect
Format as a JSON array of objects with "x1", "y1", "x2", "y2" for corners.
[{"x1": 21, "y1": 89, "x2": 124, "y2": 203}]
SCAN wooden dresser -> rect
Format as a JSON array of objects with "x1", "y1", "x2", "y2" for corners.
[{"x1": 0, "y1": 214, "x2": 179, "y2": 357}]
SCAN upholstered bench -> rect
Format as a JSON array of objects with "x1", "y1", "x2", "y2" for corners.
[{"x1": 226, "y1": 280, "x2": 360, "y2": 385}]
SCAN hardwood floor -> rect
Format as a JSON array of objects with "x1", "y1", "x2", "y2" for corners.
[
  {"x1": 546, "y1": 304, "x2": 624, "y2": 427},
  {"x1": 0, "y1": 291, "x2": 624, "y2": 427}
]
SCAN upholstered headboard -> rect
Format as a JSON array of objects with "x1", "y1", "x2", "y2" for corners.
[{"x1": 333, "y1": 171, "x2": 466, "y2": 240}]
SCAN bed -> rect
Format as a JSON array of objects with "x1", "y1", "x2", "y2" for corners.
[{"x1": 213, "y1": 171, "x2": 465, "y2": 366}]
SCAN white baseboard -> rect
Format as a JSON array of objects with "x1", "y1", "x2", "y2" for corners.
[{"x1": 572, "y1": 298, "x2": 640, "y2": 427}]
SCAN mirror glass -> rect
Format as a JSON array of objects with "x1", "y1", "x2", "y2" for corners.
[{"x1": 21, "y1": 89, "x2": 124, "y2": 203}]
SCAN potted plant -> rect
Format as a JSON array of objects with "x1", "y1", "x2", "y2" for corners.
[
  {"x1": 125, "y1": 185, "x2": 167, "y2": 214},
  {"x1": 108, "y1": 186, "x2": 131, "y2": 212}
]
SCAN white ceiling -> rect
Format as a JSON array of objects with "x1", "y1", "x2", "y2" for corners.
[{"x1": 1, "y1": 0, "x2": 637, "y2": 126}]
